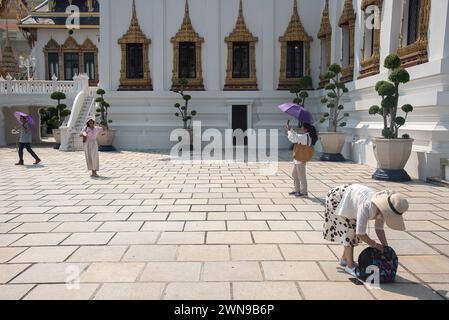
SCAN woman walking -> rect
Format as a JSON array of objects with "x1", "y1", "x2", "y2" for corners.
[
  {"x1": 15, "y1": 114, "x2": 41, "y2": 166},
  {"x1": 285, "y1": 122, "x2": 318, "y2": 197},
  {"x1": 323, "y1": 184, "x2": 409, "y2": 276},
  {"x1": 81, "y1": 118, "x2": 104, "y2": 177}
]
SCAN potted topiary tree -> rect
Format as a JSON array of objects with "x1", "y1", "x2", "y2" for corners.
[
  {"x1": 319, "y1": 64, "x2": 350, "y2": 162},
  {"x1": 49, "y1": 91, "x2": 71, "y2": 149},
  {"x1": 173, "y1": 79, "x2": 197, "y2": 147},
  {"x1": 368, "y1": 53, "x2": 414, "y2": 181},
  {"x1": 95, "y1": 88, "x2": 116, "y2": 151}
]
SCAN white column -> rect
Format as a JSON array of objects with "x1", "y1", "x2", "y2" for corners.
[
  {"x1": 98, "y1": 0, "x2": 112, "y2": 91},
  {"x1": 261, "y1": 0, "x2": 275, "y2": 91},
  {"x1": 153, "y1": 0, "x2": 165, "y2": 91},
  {"x1": 428, "y1": 0, "x2": 449, "y2": 62},
  {"x1": 329, "y1": 0, "x2": 340, "y2": 65},
  {"x1": 353, "y1": 0, "x2": 363, "y2": 78},
  {"x1": 379, "y1": 0, "x2": 395, "y2": 73},
  {"x1": 205, "y1": 0, "x2": 221, "y2": 91}
]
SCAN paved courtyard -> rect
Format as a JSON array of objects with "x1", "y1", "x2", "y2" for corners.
[{"x1": 0, "y1": 146, "x2": 448, "y2": 300}]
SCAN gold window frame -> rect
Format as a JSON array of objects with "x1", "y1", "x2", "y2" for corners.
[
  {"x1": 224, "y1": 0, "x2": 258, "y2": 91},
  {"x1": 80, "y1": 38, "x2": 99, "y2": 85},
  {"x1": 278, "y1": 0, "x2": 313, "y2": 90},
  {"x1": 338, "y1": 0, "x2": 356, "y2": 83},
  {"x1": 359, "y1": 0, "x2": 383, "y2": 79},
  {"x1": 317, "y1": 0, "x2": 332, "y2": 88},
  {"x1": 397, "y1": 0, "x2": 431, "y2": 68},
  {"x1": 171, "y1": 0, "x2": 205, "y2": 91},
  {"x1": 118, "y1": 0, "x2": 152, "y2": 91},
  {"x1": 44, "y1": 38, "x2": 61, "y2": 80}
]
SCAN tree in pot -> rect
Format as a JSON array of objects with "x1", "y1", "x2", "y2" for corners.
[
  {"x1": 368, "y1": 53, "x2": 414, "y2": 182},
  {"x1": 95, "y1": 88, "x2": 116, "y2": 152},
  {"x1": 49, "y1": 91, "x2": 71, "y2": 149},
  {"x1": 173, "y1": 79, "x2": 198, "y2": 149},
  {"x1": 319, "y1": 64, "x2": 350, "y2": 162}
]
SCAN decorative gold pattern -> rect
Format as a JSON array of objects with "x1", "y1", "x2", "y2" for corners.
[
  {"x1": 397, "y1": 0, "x2": 431, "y2": 68},
  {"x1": 359, "y1": 0, "x2": 383, "y2": 79},
  {"x1": 317, "y1": 0, "x2": 331, "y2": 88},
  {"x1": 339, "y1": 0, "x2": 356, "y2": 83},
  {"x1": 171, "y1": 0, "x2": 205, "y2": 91},
  {"x1": 118, "y1": 0, "x2": 152, "y2": 91},
  {"x1": 43, "y1": 36, "x2": 99, "y2": 84},
  {"x1": 278, "y1": 0, "x2": 313, "y2": 90},
  {"x1": 224, "y1": 0, "x2": 258, "y2": 91}
]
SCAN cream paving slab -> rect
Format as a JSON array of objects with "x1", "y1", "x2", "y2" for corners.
[
  {"x1": 0, "y1": 223, "x2": 21, "y2": 233},
  {"x1": 158, "y1": 232, "x2": 205, "y2": 244},
  {"x1": 141, "y1": 221, "x2": 185, "y2": 232},
  {"x1": 177, "y1": 245, "x2": 229, "y2": 262},
  {"x1": 80, "y1": 262, "x2": 145, "y2": 283},
  {"x1": 279, "y1": 245, "x2": 337, "y2": 261},
  {"x1": 118, "y1": 206, "x2": 156, "y2": 213},
  {"x1": 52, "y1": 222, "x2": 102, "y2": 233},
  {"x1": 370, "y1": 283, "x2": 443, "y2": 300},
  {"x1": 203, "y1": 262, "x2": 263, "y2": 281},
  {"x1": 129, "y1": 213, "x2": 169, "y2": 221},
  {"x1": 206, "y1": 232, "x2": 253, "y2": 244},
  {"x1": 11, "y1": 246, "x2": 78, "y2": 263},
  {"x1": 122, "y1": 245, "x2": 178, "y2": 262},
  {"x1": 109, "y1": 232, "x2": 160, "y2": 245},
  {"x1": 89, "y1": 213, "x2": 133, "y2": 221},
  {"x1": 207, "y1": 212, "x2": 246, "y2": 220},
  {"x1": 168, "y1": 212, "x2": 206, "y2": 221},
  {"x1": 184, "y1": 221, "x2": 227, "y2": 231},
  {"x1": 0, "y1": 247, "x2": 26, "y2": 263},
  {"x1": 428, "y1": 284, "x2": 449, "y2": 299},
  {"x1": 47, "y1": 206, "x2": 89, "y2": 214},
  {"x1": 410, "y1": 232, "x2": 449, "y2": 245},
  {"x1": 24, "y1": 284, "x2": 99, "y2": 300},
  {"x1": 140, "y1": 262, "x2": 202, "y2": 282},
  {"x1": 400, "y1": 256, "x2": 449, "y2": 274},
  {"x1": 252, "y1": 231, "x2": 301, "y2": 244},
  {"x1": 11, "y1": 263, "x2": 88, "y2": 284},
  {"x1": 262, "y1": 262, "x2": 326, "y2": 281},
  {"x1": 97, "y1": 221, "x2": 143, "y2": 232},
  {"x1": 0, "y1": 264, "x2": 30, "y2": 284},
  {"x1": 298, "y1": 282, "x2": 373, "y2": 300},
  {"x1": 10, "y1": 214, "x2": 57, "y2": 223},
  {"x1": 61, "y1": 232, "x2": 115, "y2": 246},
  {"x1": 0, "y1": 284, "x2": 34, "y2": 300},
  {"x1": 231, "y1": 245, "x2": 283, "y2": 261},
  {"x1": 233, "y1": 282, "x2": 302, "y2": 300},
  {"x1": 68, "y1": 246, "x2": 128, "y2": 262},
  {"x1": 94, "y1": 283, "x2": 165, "y2": 300},
  {"x1": 50, "y1": 214, "x2": 95, "y2": 222},
  {"x1": 268, "y1": 221, "x2": 313, "y2": 231},
  {"x1": 11, "y1": 233, "x2": 70, "y2": 247},
  {"x1": 164, "y1": 282, "x2": 230, "y2": 300}
]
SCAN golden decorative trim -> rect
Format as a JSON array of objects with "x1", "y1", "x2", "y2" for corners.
[
  {"x1": 278, "y1": 0, "x2": 313, "y2": 90},
  {"x1": 397, "y1": 0, "x2": 431, "y2": 68},
  {"x1": 359, "y1": 0, "x2": 383, "y2": 79},
  {"x1": 43, "y1": 36, "x2": 99, "y2": 84},
  {"x1": 118, "y1": 0, "x2": 152, "y2": 91},
  {"x1": 171, "y1": 0, "x2": 205, "y2": 91},
  {"x1": 339, "y1": 0, "x2": 356, "y2": 83},
  {"x1": 224, "y1": 0, "x2": 258, "y2": 91},
  {"x1": 318, "y1": 0, "x2": 331, "y2": 88}
]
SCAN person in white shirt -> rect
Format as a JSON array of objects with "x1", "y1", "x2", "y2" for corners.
[
  {"x1": 323, "y1": 184, "x2": 409, "y2": 276},
  {"x1": 285, "y1": 122, "x2": 318, "y2": 197}
]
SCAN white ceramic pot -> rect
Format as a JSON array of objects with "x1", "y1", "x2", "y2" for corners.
[
  {"x1": 373, "y1": 138, "x2": 414, "y2": 170},
  {"x1": 52, "y1": 129, "x2": 61, "y2": 144},
  {"x1": 319, "y1": 132, "x2": 347, "y2": 155},
  {"x1": 97, "y1": 129, "x2": 116, "y2": 146}
]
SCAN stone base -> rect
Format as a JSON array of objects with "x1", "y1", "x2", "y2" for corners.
[
  {"x1": 372, "y1": 169, "x2": 412, "y2": 182},
  {"x1": 53, "y1": 144, "x2": 60, "y2": 150},
  {"x1": 320, "y1": 153, "x2": 345, "y2": 162},
  {"x1": 99, "y1": 145, "x2": 117, "y2": 152}
]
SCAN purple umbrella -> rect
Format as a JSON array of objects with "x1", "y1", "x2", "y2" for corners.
[
  {"x1": 278, "y1": 103, "x2": 313, "y2": 124},
  {"x1": 14, "y1": 112, "x2": 37, "y2": 131}
]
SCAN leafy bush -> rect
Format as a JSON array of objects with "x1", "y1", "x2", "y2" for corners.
[
  {"x1": 95, "y1": 88, "x2": 112, "y2": 128},
  {"x1": 49, "y1": 91, "x2": 70, "y2": 127},
  {"x1": 172, "y1": 79, "x2": 197, "y2": 129}
]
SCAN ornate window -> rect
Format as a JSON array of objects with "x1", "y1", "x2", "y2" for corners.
[
  {"x1": 47, "y1": 52, "x2": 60, "y2": 79},
  {"x1": 338, "y1": 0, "x2": 356, "y2": 83},
  {"x1": 278, "y1": 0, "x2": 312, "y2": 90},
  {"x1": 398, "y1": 0, "x2": 431, "y2": 68},
  {"x1": 224, "y1": 0, "x2": 258, "y2": 91},
  {"x1": 64, "y1": 53, "x2": 80, "y2": 80},
  {"x1": 44, "y1": 38, "x2": 62, "y2": 80},
  {"x1": 317, "y1": 0, "x2": 331, "y2": 88},
  {"x1": 171, "y1": 0, "x2": 204, "y2": 91},
  {"x1": 80, "y1": 38, "x2": 98, "y2": 85},
  {"x1": 359, "y1": 0, "x2": 383, "y2": 79},
  {"x1": 118, "y1": 0, "x2": 152, "y2": 90},
  {"x1": 83, "y1": 52, "x2": 95, "y2": 80}
]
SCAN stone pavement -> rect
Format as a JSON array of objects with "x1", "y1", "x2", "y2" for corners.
[{"x1": 0, "y1": 146, "x2": 448, "y2": 300}]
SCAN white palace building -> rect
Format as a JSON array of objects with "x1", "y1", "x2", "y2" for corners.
[{"x1": 1, "y1": 0, "x2": 449, "y2": 182}]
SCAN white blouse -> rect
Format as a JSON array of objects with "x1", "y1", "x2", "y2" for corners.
[{"x1": 334, "y1": 184, "x2": 385, "y2": 235}]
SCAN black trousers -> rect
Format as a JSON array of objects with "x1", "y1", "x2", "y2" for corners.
[{"x1": 18, "y1": 143, "x2": 40, "y2": 163}]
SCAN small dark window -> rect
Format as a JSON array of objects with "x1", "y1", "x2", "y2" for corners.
[
  {"x1": 232, "y1": 42, "x2": 250, "y2": 78},
  {"x1": 179, "y1": 42, "x2": 196, "y2": 79},
  {"x1": 47, "y1": 53, "x2": 59, "y2": 79},
  {"x1": 407, "y1": 0, "x2": 421, "y2": 45},
  {"x1": 84, "y1": 52, "x2": 95, "y2": 80},
  {"x1": 64, "y1": 53, "x2": 79, "y2": 80},
  {"x1": 286, "y1": 41, "x2": 304, "y2": 78},
  {"x1": 126, "y1": 43, "x2": 144, "y2": 79}
]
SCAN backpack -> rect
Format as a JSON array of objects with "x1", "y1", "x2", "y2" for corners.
[
  {"x1": 293, "y1": 135, "x2": 314, "y2": 162},
  {"x1": 358, "y1": 246, "x2": 398, "y2": 283}
]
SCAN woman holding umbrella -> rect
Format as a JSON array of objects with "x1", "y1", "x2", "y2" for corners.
[{"x1": 14, "y1": 113, "x2": 41, "y2": 166}]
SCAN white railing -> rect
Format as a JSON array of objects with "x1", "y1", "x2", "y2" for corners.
[{"x1": 0, "y1": 73, "x2": 89, "y2": 95}]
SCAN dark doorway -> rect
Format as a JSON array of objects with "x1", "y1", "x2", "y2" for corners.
[{"x1": 232, "y1": 105, "x2": 248, "y2": 146}]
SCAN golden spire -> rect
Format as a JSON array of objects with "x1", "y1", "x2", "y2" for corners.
[
  {"x1": 339, "y1": 0, "x2": 356, "y2": 26},
  {"x1": 181, "y1": 0, "x2": 193, "y2": 32},
  {"x1": 127, "y1": 0, "x2": 142, "y2": 34},
  {"x1": 318, "y1": 0, "x2": 331, "y2": 38},
  {"x1": 286, "y1": 0, "x2": 307, "y2": 37}
]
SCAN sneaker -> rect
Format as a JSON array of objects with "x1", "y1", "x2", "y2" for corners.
[
  {"x1": 15, "y1": 162, "x2": 24, "y2": 166},
  {"x1": 294, "y1": 192, "x2": 302, "y2": 197},
  {"x1": 339, "y1": 259, "x2": 347, "y2": 267},
  {"x1": 288, "y1": 191, "x2": 298, "y2": 196},
  {"x1": 344, "y1": 266, "x2": 359, "y2": 277}
]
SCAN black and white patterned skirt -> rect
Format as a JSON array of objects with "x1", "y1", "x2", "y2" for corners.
[{"x1": 323, "y1": 184, "x2": 359, "y2": 247}]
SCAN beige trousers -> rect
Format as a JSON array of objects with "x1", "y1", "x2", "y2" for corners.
[
  {"x1": 84, "y1": 139, "x2": 100, "y2": 171},
  {"x1": 292, "y1": 162, "x2": 307, "y2": 194}
]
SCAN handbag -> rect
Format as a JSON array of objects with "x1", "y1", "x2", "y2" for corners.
[{"x1": 293, "y1": 135, "x2": 314, "y2": 162}]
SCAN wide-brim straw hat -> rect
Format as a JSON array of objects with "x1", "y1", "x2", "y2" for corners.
[
  {"x1": 86, "y1": 118, "x2": 95, "y2": 126},
  {"x1": 371, "y1": 193, "x2": 409, "y2": 231}
]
